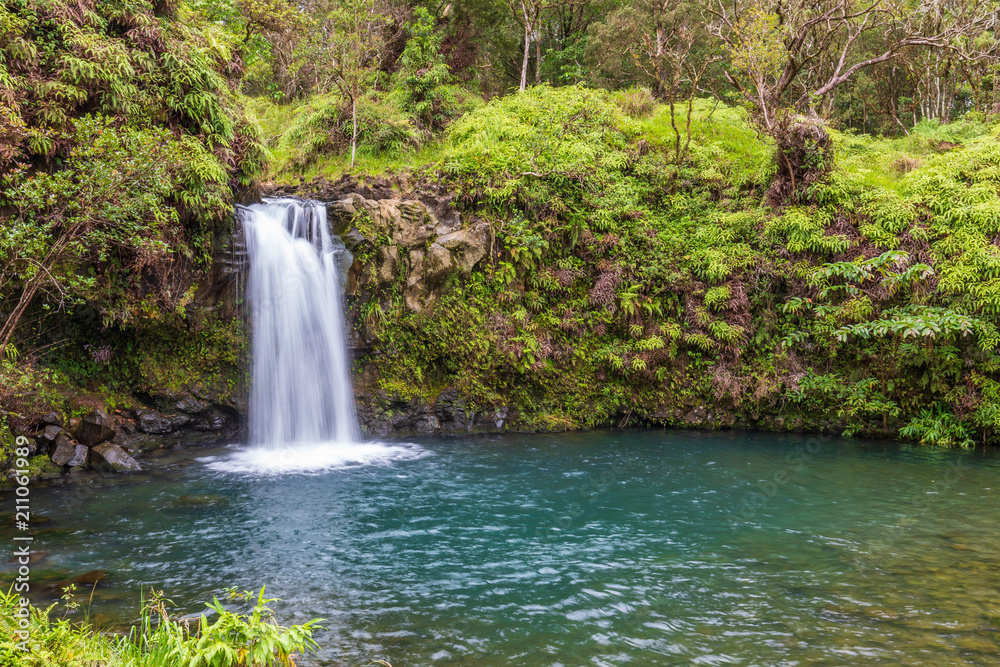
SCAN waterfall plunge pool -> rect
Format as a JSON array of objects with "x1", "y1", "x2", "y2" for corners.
[{"x1": 5, "y1": 429, "x2": 1000, "y2": 665}]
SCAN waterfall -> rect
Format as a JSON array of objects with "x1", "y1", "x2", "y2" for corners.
[{"x1": 238, "y1": 198, "x2": 360, "y2": 446}]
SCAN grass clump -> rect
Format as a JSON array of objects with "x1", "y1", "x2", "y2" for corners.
[
  {"x1": 0, "y1": 585, "x2": 321, "y2": 667},
  {"x1": 252, "y1": 83, "x2": 482, "y2": 177}
]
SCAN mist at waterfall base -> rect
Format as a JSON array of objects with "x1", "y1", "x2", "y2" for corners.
[{"x1": 215, "y1": 199, "x2": 425, "y2": 474}]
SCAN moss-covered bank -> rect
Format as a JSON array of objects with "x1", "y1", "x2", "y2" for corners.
[{"x1": 276, "y1": 86, "x2": 1000, "y2": 446}]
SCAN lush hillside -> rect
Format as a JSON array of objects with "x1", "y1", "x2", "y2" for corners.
[
  {"x1": 312, "y1": 86, "x2": 1000, "y2": 446},
  {"x1": 2, "y1": 2, "x2": 999, "y2": 664}
]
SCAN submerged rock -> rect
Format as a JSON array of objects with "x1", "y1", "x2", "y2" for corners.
[
  {"x1": 862, "y1": 606, "x2": 900, "y2": 621},
  {"x1": 71, "y1": 408, "x2": 116, "y2": 447},
  {"x1": 90, "y1": 443, "x2": 141, "y2": 472},
  {"x1": 171, "y1": 494, "x2": 228, "y2": 508},
  {"x1": 2, "y1": 514, "x2": 52, "y2": 527},
  {"x1": 4, "y1": 550, "x2": 48, "y2": 567},
  {"x1": 49, "y1": 569, "x2": 109, "y2": 592}
]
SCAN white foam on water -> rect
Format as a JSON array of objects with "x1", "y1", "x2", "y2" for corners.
[{"x1": 206, "y1": 441, "x2": 430, "y2": 475}]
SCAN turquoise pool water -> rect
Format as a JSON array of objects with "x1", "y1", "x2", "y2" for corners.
[{"x1": 6, "y1": 430, "x2": 1000, "y2": 665}]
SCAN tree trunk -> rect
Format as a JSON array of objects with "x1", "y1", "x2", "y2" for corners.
[
  {"x1": 535, "y1": 31, "x2": 542, "y2": 84},
  {"x1": 520, "y1": 22, "x2": 530, "y2": 92},
  {"x1": 351, "y1": 97, "x2": 357, "y2": 166},
  {"x1": 0, "y1": 224, "x2": 81, "y2": 354}
]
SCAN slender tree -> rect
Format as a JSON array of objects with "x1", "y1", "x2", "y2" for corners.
[
  {"x1": 318, "y1": 0, "x2": 392, "y2": 165},
  {"x1": 509, "y1": 0, "x2": 546, "y2": 91}
]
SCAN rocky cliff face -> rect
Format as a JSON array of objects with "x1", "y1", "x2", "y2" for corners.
[
  {"x1": 328, "y1": 193, "x2": 491, "y2": 313},
  {"x1": 269, "y1": 174, "x2": 492, "y2": 313},
  {"x1": 266, "y1": 176, "x2": 509, "y2": 437},
  {"x1": 9, "y1": 173, "x2": 852, "y2": 487}
]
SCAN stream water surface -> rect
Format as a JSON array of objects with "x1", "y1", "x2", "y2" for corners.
[{"x1": 5, "y1": 429, "x2": 1000, "y2": 666}]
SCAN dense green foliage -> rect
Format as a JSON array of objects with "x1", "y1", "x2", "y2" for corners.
[
  {"x1": 199, "y1": 0, "x2": 999, "y2": 133},
  {"x1": 0, "y1": 585, "x2": 319, "y2": 666},
  {"x1": 0, "y1": 0, "x2": 260, "y2": 428},
  {"x1": 1, "y1": 0, "x2": 998, "y2": 450},
  {"x1": 348, "y1": 86, "x2": 1000, "y2": 444}
]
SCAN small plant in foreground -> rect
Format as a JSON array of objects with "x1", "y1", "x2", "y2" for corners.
[
  {"x1": 125, "y1": 586, "x2": 322, "y2": 667},
  {"x1": 0, "y1": 585, "x2": 321, "y2": 667}
]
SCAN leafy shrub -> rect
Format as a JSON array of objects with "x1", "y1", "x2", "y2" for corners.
[
  {"x1": 0, "y1": 585, "x2": 321, "y2": 667},
  {"x1": 353, "y1": 90, "x2": 422, "y2": 155},
  {"x1": 442, "y1": 85, "x2": 639, "y2": 216},
  {"x1": 900, "y1": 407, "x2": 975, "y2": 447},
  {"x1": 613, "y1": 87, "x2": 657, "y2": 118},
  {"x1": 395, "y1": 6, "x2": 452, "y2": 129},
  {"x1": 0, "y1": 0, "x2": 263, "y2": 188},
  {"x1": 281, "y1": 91, "x2": 420, "y2": 167}
]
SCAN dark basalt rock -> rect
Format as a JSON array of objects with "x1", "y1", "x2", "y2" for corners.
[
  {"x1": 90, "y1": 443, "x2": 141, "y2": 472},
  {"x1": 175, "y1": 395, "x2": 207, "y2": 414},
  {"x1": 71, "y1": 409, "x2": 116, "y2": 447},
  {"x1": 65, "y1": 444, "x2": 89, "y2": 468},
  {"x1": 29, "y1": 424, "x2": 65, "y2": 454},
  {"x1": 683, "y1": 406, "x2": 708, "y2": 425},
  {"x1": 135, "y1": 408, "x2": 190, "y2": 435},
  {"x1": 357, "y1": 384, "x2": 511, "y2": 437},
  {"x1": 191, "y1": 410, "x2": 227, "y2": 431},
  {"x1": 41, "y1": 411, "x2": 64, "y2": 427},
  {"x1": 36, "y1": 424, "x2": 63, "y2": 450},
  {"x1": 50, "y1": 434, "x2": 80, "y2": 466},
  {"x1": 341, "y1": 227, "x2": 367, "y2": 249}
]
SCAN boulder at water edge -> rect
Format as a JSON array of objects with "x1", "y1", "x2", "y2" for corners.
[
  {"x1": 71, "y1": 408, "x2": 116, "y2": 447},
  {"x1": 36, "y1": 424, "x2": 63, "y2": 451},
  {"x1": 90, "y1": 443, "x2": 141, "y2": 472},
  {"x1": 65, "y1": 444, "x2": 89, "y2": 468},
  {"x1": 50, "y1": 433, "x2": 80, "y2": 466}
]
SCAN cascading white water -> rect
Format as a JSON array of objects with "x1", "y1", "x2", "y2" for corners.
[
  {"x1": 239, "y1": 198, "x2": 360, "y2": 446},
  {"x1": 210, "y1": 198, "x2": 427, "y2": 474}
]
